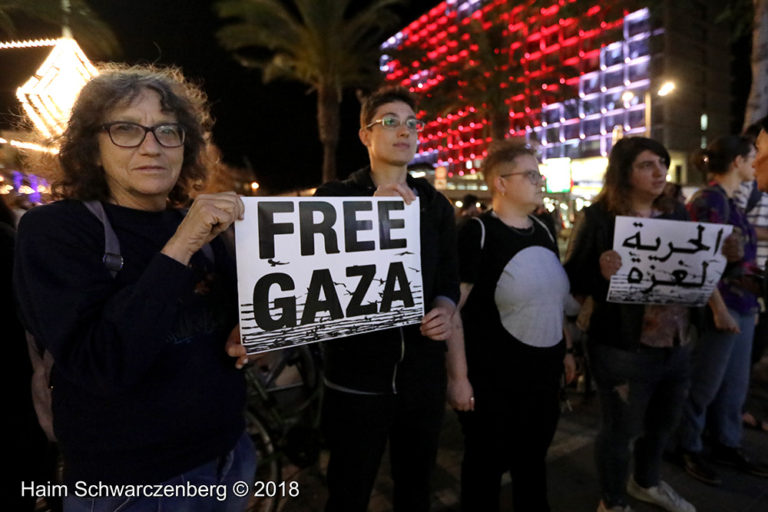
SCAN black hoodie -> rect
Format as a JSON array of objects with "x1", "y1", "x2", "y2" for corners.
[{"x1": 315, "y1": 167, "x2": 460, "y2": 393}]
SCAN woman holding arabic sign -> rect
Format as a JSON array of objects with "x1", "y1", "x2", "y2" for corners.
[
  {"x1": 565, "y1": 137, "x2": 696, "y2": 512},
  {"x1": 677, "y1": 135, "x2": 768, "y2": 484}
]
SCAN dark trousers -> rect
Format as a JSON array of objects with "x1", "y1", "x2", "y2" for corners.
[
  {"x1": 322, "y1": 383, "x2": 446, "y2": 512},
  {"x1": 459, "y1": 349, "x2": 563, "y2": 512},
  {"x1": 589, "y1": 343, "x2": 690, "y2": 507}
]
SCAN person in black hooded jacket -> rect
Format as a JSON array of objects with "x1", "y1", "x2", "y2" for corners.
[{"x1": 314, "y1": 86, "x2": 460, "y2": 512}]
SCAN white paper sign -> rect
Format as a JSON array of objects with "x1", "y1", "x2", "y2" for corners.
[
  {"x1": 235, "y1": 197, "x2": 424, "y2": 354},
  {"x1": 607, "y1": 216, "x2": 732, "y2": 306}
]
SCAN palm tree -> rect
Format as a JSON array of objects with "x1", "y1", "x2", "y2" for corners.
[
  {"x1": 215, "y1": 0, "x2": 404, "y2": 183},
  {"x1": 0, "y1": 0, "x2": 118, "y2": 57}
]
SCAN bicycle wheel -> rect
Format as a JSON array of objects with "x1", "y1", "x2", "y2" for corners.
[
  {"x1": 245, "y1": 411, "x2": 281, "y2": 512},
  {"x1": 247, "y1": 345, "x2": 323, "y2": 426}
]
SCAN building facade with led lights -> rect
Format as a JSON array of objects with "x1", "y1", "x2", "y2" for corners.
[{"x1": 383, "y1": 0, "x2": 731, "y2": 213}]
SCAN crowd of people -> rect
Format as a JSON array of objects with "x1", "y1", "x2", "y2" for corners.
[{"x1": 5, "y1": 63, "x2": 768, "y2": 512}]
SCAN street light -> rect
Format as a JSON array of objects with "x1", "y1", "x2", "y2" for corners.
[
  {"x1": 645, "y1": 80, "x2": 676, "y2": 138},
  {"x1": 658, "y1": 81, "x2": 676, "y2": 97}
]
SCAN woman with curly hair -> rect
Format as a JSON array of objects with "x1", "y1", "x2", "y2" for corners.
[{"x1": 14, "y1": 64, "x2": 254, "y2": 511}]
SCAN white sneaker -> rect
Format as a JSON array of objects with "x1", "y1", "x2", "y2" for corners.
[
  {"x1": 597, "y1": 500, "x2": 634, "y2": 512},
  {"x1": 626, "y1": 475, "x2": 696, "y2": 512}
]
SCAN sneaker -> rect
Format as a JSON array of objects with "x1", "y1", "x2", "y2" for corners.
[
  {"x1": 627, "y1": 476, "x2": 696, "y2": 512},
  {"x1": 597, "y1": 500, "x2": 634, "y2": 512},
  {"x1": 682, "y1": 451, "x2": 721, "y2": 486},
  {"x1": 710, "y1": 444, "x2": 768, "y2": 478}
]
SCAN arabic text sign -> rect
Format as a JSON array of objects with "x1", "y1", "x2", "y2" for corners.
[
  {"x1": 607, "y1": 216, "x2": 732, "y2": 306},
  {"x1": 235, "y1": 197, "x2": 424, "y2": 354}
]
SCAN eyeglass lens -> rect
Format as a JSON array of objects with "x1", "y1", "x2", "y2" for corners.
[
  {"x1": 105, "y1": 122, "x2": 185, "y2": 148},
  {"x1": 380, "y1": 115, "x2": 424, "y2": 132}
]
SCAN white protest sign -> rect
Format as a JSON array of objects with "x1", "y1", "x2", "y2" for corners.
[
  {"x1": 607, "y1": 216, "x2": 732, "y2": 306},
  {"x1": 235, "y1": 197, "x2": 424, "y2": 354}
]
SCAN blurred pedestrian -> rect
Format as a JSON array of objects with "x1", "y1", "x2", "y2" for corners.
[
  {"x1": 678, "y1": 135, "x2": 768, "y2": 484},
  {"x1": 734, "y1": 124, "x2": 768, "y2": 433},
  {"x1": 565, "y1": 137, "x2": 696, "y2": 512},
  {"x1": 457, "y1": 193, "x2": 480, "y2": 219},
  {"x1": 2, "y1": 197, "x2": 57, "y2": 511},
  {"x1": 14, "y1": 64, "x2": 254, "y2": 511}
]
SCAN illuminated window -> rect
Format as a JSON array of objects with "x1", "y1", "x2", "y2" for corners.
[
  {"x1": 603, "y1": 43, "x2": 624, "y2": 67},
  {"x1": 629, "y1": 39, "x2": 649, "y2": 59}
]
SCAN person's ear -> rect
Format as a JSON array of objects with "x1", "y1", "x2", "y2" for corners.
[
  {"x1": 493, "y1": 174, "x2": 506, "y2": 196},
  {"x1": 359, "y1": 127, "x2": 371, "y2": 147}
]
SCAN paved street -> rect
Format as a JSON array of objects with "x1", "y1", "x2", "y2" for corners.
[{"x1": 276, "y1": 357, "x2": 768, "y2": 512}]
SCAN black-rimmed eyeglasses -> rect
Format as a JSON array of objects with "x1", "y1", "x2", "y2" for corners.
[{"x1": 101, "y1": 122, "x2": 186, "y2": 148}]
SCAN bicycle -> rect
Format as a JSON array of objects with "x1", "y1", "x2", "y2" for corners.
[{"x1": 243, "y1": 343, "x2": 324, "y2": 512}]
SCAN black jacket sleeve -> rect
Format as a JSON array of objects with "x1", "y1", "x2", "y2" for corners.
[
  {"x1": 564, "y1": 204, "x2": 613, "y2": 301},
  {"x1": 13, "y1": 204, "x2": 194, "y2": 394},
  {"x1": 431, "y1": 192, "x2": 460, "y2": 305},
  {"x1": 457, "y1": 217, "x2": 483, "y2": 285}
]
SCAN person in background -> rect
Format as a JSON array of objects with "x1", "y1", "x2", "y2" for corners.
[
  {"x1": 533, "y1": 202, "x2": 558, "y2": 239},
  {"x1": 454, "y1": 138, "x2": 576, "y2": 511},
  {"x1": 565, "y1": 137, "x2": 696, "y2": 512},
  {"x1": 735, "y1": 179, "x2": 768, "y2": 433},
  {"x1": 457, "y1": 193, "x2": 480, "y2": 221},
  {"x1": 314, "y1": 86, "x2": 460, "y2": 512},
  {"x1": 14, "y1": 64, "x2": 254, "y2": 511},
  {"x1": 734, "y1": 123, "x2": 768, "y2": 433},
  {"x1": 2, "y1": 197, "x2": 57, "y2": 512},
  {"x1": 753, "y1": 117, "x2": 768, "y2": 283},
  {"x1": 677, "y1": 135, "x2": 768, "y2": 484}
]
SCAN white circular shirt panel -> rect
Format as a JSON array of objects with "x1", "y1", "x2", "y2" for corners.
[{"x1": 494, "y1": 245, "x2": 570, "y2": 348}]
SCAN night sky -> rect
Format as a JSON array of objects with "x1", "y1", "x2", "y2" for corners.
[
  {"x1": 83, "y1": 0, "x2": 439, "y2": 193},
  {"x1": 2, "y1": 1, "x2": 752, "y2": 192}
]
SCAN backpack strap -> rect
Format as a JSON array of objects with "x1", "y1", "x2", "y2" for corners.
[
  {"x1": 529, "y1": 214, "x2": 556, "y2": 244},
  {"x1": 471, "y1": 216, "x2": 486, "y2": 250},
  {"x1": 83, "y1": 200, "x2": 123, "y2": 277},
  {"x1": 692, "y1": 186, "x2": 731, "y2": 224},
  {"x1": 82, "y1": 201, "x2": 217, "y2": 275},
  {"x1": 745, "y1": 180, "x2": 762, "y2": 214}
]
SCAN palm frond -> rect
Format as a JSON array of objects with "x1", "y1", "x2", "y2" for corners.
[{"x1": 0, "y1": 0, "x2": 118, "y2": 56}]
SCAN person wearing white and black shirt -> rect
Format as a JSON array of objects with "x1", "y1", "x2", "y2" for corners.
[{"x1": 453, "y1": 139, "x2": 575, "y2": 512}]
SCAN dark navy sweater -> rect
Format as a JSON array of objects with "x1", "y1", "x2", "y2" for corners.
[{"x1": 14, "y1": 200, "x2": 245, "y2": 485}]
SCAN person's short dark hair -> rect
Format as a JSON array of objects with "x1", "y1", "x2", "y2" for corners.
[
  {"x1": 482, "y1": 138, "x2": 537, "y2": 192},
  {"x1": 743, "y1": 121, "x2": 763, "y2": 144},
  {"x1": 690, "y1": 134, "x2": 753, "y2": 179},
  {"x1": 54, "y1": 63, "x2": 212, "y2": 206},
  {"x1": 759, "y1": 115, "x2": 768, "y2": 134},
  {"x1": 597, "y1": 137, "x2": 670, "y2": 215},
  {"x1": 0, "y1": 196, "x2": 15, "y2": 228},
  {"x1": 460, "y1": 194, "x2": 478, "y2": 211},
  {"x1": 360, "y1": 85, "x2": 417, "y2": 129}
]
